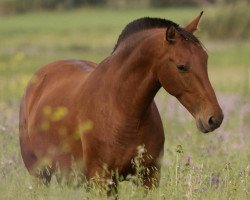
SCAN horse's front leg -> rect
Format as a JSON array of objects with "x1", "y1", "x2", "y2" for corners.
[
  {"x1": 86, "y1": 166, "x2": 119, "y2": 199},
  {"x1": 142, "y1": 165, "x2": 160, "y2": 190},
  {"x1": 106, "y1": 177, "x2": 118, "y2": 200}
]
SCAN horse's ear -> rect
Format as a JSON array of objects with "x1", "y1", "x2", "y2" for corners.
[
  {"x1": 184, "y1": 11, "x2": 203, "y2": 33},
  {"x1": 166, "y1": 26, "x2": 176, "y2": 43}
]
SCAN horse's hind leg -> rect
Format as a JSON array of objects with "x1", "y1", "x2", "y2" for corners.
[
  {"x1": 19, "y1": 122, "x2": 53, "y2": 184},
  {"x1": 35, "y1": 165, "x2": 53, "y2": 185},
  {"x1": 20, "y1": 144, "x2": 53, "y2": 184},
  {"x1": 20, "y1": 138, "x2": 53, "y2": 184}
]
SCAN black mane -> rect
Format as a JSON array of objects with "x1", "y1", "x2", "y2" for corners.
[{"x1": 113, "y1": 17, "x2": 200, "y2": 52}]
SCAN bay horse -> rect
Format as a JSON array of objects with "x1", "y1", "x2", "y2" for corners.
[{"x1": 19, "y1": 12, "x2": 223, "y2": 194}]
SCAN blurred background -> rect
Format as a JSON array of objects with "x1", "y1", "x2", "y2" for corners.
[
  {"x1": 0, "y1": 0, "x2": 249, "y2": 199},
  {"x1": 0, "y1": 0, "x2": 250, "y2": 14}
]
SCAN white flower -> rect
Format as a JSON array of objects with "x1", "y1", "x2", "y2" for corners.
[
  {"x1": 0, "y1": 125, "x2": 6, "y2": 131},
  {"x1": 137, "y1": 145, "x2": 145, "y2": 154},
  {"x1": 107, "y1": 179, "x2": 114, "y2": 186}
]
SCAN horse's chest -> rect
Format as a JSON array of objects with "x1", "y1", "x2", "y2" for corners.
[{"x1": 109, "y1": 130, "x2": 163, "y2": 171}]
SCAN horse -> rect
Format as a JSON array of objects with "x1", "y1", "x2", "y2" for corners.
[{"x1": 19, "y1": 12, "x2": 223, "y2": 195}]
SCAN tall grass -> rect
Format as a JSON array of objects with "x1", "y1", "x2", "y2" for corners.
[{"x1": 201, "y1": 2, "x2": 250, "y2": 39}]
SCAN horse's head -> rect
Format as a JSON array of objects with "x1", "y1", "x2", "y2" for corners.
[{"x1": 157, "y1": 12, "x2": 223, "y2": 133}]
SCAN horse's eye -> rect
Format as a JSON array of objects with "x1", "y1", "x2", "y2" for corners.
[{"x1": 177, "y1": 64, "x2": 189, "y2": 73}]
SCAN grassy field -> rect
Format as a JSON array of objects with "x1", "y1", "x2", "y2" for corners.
[{"x1": 0, "y1": 7, "x2": 249, "y2": 200}]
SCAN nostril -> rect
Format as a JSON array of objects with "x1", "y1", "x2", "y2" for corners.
[
  {"x1": 208, "y1": 116, "x2": 216, "y2": 127},
  {"x1": 208, "y1": 116, "x2": 222, "y2": 129}
]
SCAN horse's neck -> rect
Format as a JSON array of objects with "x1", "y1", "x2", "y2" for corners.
[
  {"x1": 86, "y1": 42, "x2": 161, "y2": 120},
  {"x1": 113, "y1": 54, "x2": 159, "y2": 118}
]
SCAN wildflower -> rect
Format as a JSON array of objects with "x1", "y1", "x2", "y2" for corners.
[
  {"x1": 0, "y1": 125, "x2": 6, "y2": 132},
  {"x1": 8, "y1": 160, "x2": 13, "y2": 165},
  {"x1": 185, "y1": 156, "x2": 191, "y2": 166},
  {"x1": 211, "y1": 177, "x2": 219, "y2": 183},
  {"x1": 225, "y1": 162, "x2": 231, "y2": 170},
  {"x1": 107, "y1": 179, "x2": 114, "y2": 186},
  {"x1": 137, "y1": 145, "x2": 145, "y2": 154},
  {"x1": 176, "y1": 144, "x2": 184, "y2": 154},
  {"x1": 246, "y1": 165, "x2": 250, "y2": 173}
]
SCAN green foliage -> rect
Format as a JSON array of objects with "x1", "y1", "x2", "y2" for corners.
[
  {"x1": 0, "y1": 0, "x2": 107, "y2": 14},
  {"x1": 2, "y1": 0, "x2": 250, "y2": 14},
  {"x1": 150, "y1": 0, "x2": 201, "y2": 7}
]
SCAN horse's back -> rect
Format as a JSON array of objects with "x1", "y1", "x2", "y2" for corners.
[
  {"x1": 19, "y1": 59, "x2": 96, "y2": 177},
  {"x1": 25, "y1": 59, "x2": 95, "y2": 110},
  {"x1": 23, "y1": 59, "x2": 96, "y2": 126}
]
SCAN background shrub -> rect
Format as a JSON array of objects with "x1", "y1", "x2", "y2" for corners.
[
  {"x1": 1, "y1": 0, "x2": 250, "y2": 14},
  {"x1": 201, "y1": 2, "x2": 250, "y2": 39}
]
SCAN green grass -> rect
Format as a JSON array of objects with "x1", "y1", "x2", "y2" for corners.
[{"x1": 0, "y1": 7, "x2": 250, "y2": 200}]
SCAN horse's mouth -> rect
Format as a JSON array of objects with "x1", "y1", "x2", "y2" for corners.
[{"x1": 196, "y1": 118, "x2": 212, "y2": 133}]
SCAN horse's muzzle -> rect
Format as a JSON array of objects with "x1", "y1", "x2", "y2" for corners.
[{"x1": 196, "y1": 112, "x2": 224, "y2": 133}]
